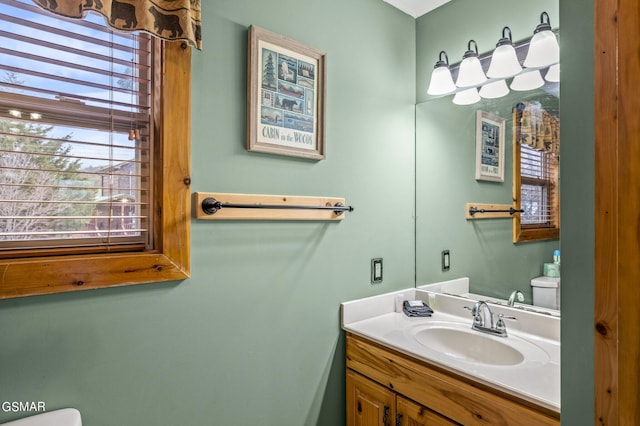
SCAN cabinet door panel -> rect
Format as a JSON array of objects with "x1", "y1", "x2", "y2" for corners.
[{"x1": 347, "y1": 370, "x2": 396, "y2": 426}]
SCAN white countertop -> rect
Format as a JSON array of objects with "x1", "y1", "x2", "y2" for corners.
[{"x1": 341, "y1": 286, "x2": 560, "y2": 413}]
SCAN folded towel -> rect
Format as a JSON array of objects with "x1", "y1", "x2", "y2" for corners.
[{"x1": 403, "y1": 300, "x2": 434, "y2": 317}]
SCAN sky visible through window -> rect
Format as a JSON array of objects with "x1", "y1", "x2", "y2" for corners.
[
  {"x1": 0, "y1": 0, "x2": 146, "y2": 167},
  {"x1": 0, "y1": 0, "x2": 151, "y2": 243}
]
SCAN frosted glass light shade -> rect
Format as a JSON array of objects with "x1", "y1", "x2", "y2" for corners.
[
  {"x1": 524, "y1": 12, "x2": 559, "y2": 68},
  {"x1": 427, "y1": 66, "x2": 456, "y2": 95},
  {"x1": 510, "y1": 70, "x2": 544, "y2": 91},
  {"x1": 487, "y1": 27, "x2": 522, "y2": 79},
  {"x1": 456, "y1": 56, "x2": 487, "y2": 87},
  {"x1": 545, "y1": 63, "x2": 560, "y2": 82},
  {"x1": 524, "y1": 31, "x2": 559, "y2": 67},
  {"x1": 455, "y1": 40, "x2": 487, "y2": 88},
  {"x1": 452, "y1": 88, "x2": 480, "y2": 105},
  {"x1": 479, "y1": 79, "x2": 509, "y2": 99},
  {"x1": 487, "y1": 44, "x2": 522, "y2": 78}
]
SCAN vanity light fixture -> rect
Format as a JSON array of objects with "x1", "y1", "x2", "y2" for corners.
[
  {"x1": 455, "y1": 40, "x2": 487, "y2": 88},
  {"x1": 426, "y1": 51, "x2": 457, "y2": 95},
  {"x1": 510, "y1": 69, "x2": 544, "y2": 91},
  {"x1": 479, "y1": 79, "x2": 509, "y2": 99},
  {"x1": 486, "y1": 27, "x2": 522, "y2": 79},
  {"x1": 425, "y1": 11, "x2": 559, "y2": 105},
  {"x1": 523, "y1": 12, "x2": 560, "y2": 68},
  {"x1": 453, "y1": 87, "x2": 480, "y2": 105}
]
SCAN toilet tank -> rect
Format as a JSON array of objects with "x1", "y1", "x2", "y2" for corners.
[{"x1": 530, "y1": 276, "x2": 560, "y2": 310}]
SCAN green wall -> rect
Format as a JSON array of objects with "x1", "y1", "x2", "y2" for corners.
[
  {"x1": 0, "y1": 1, "x2": 416, "y2": 425},
  {"x1": 559, "y1": 0, "x2": 595, "y2": 424}
]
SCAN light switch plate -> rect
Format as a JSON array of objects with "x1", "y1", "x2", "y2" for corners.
[{"x1": 442, "y1": 250, "x2": 450, "y2": 271}]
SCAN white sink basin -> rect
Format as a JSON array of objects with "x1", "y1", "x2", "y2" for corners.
[
  {"x1": 410, "y1": 321, "x2": 550, "y2": 367},
  {"x1": 1, "y1": 409, "x2": 81, "y2": 426},
  {"x1": 413, "y1": 326, "x2": 524, "y2": 365}
]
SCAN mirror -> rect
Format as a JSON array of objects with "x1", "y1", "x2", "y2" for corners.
[{"x1": 414, "y1": 0, "x2": 560, "y2": 309}]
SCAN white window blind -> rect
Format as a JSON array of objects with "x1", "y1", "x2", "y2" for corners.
[
  {"x1": 520, "y1": 144, "x2": 557, "y2": 226},
  {"x1": 0, "y1": 0, "x2": 153, "y2": 255}
]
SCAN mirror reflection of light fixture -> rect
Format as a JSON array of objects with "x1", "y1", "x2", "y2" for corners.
[
  {"x1": 452, "y1": 88, "x2": 480, "y2": 105},
  {"x1": 479, "y1": 79, "x2": 509, "y2": 99},
  {"x1": 510, "y1": 69, "x2": 544, "y2": 91},
  {"x1": 455, "y1": 40, "x2": 487, "y2": 88},
  {"x1": 30, "y1": 112, "x2": 42, "y2": 120},
  {"x1": 427, "y1": 51, "x2": 456, "y2": 95},
  {"x1": 545, "y1": 63, "x2": 560, "y2": 82},
  {"x1": 487, "y1": 27, "x2": 522, "y2": 79},
  {"x1": 523, "y1": 12, "x2": 560, "y2": 68},
  {"x1": 9, "y1": 109, "x2": 22, "y2": 118}
]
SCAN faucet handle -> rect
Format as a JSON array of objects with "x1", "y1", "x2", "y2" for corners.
[
  {"x1": 495, "y1": 313, "x2": 517, "y2": 334},
  {"x1": 497, "y1": 313, "x2": 517, "y2": 321},
  {"x1": 464, "y1": 305, "x2": 485, "y2": 327}
]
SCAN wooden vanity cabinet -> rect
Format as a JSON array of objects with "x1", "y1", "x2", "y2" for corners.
[
  {"x1": 346, "y1": 333, "x2": 560, "y2": 426},
  {"x1": 347, "y1": 369, "x2": 455, "y2": 426}
]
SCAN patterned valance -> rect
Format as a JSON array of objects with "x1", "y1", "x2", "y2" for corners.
[
  {"x1": 33, "y1": 0, "x2": 202, "y2": 49},
  {"x1": 518, "y1": 101, "x2": 559, "y2": 154}
]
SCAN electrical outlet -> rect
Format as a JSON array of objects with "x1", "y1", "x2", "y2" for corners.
[{"x1": 371, "y1": 258, "x2": 383, "y2": 284}]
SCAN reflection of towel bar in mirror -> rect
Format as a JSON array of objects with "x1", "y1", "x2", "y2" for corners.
[
  {"x1": 194, "y1": 192, "x2": 353, "y2": 221},
  {"x1": 466, "y1": 203, "x2": 524, "y2": 220}
]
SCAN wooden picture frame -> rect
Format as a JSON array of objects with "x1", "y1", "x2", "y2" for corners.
[
  {"x1": 247, "y1": 25, "x2": 326, "y2": 160},
  {"x1": 475, "y1": 110, "x2": 505, "y2": 182}
]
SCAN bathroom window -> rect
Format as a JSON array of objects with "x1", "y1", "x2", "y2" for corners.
[
  {"x1": 0, "y1": 0, "x2": 191, "y2": 298},
  {"x1": 512, "y1": 103, "x2": 560, "y2": 242}
]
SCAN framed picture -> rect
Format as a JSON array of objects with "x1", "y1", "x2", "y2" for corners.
[
  {"x1": 475, "y1": 110, "x2": 506, "y2": 182},
  {"x1": 247, "y1": 26, "x2": 326, "y2": 160}
]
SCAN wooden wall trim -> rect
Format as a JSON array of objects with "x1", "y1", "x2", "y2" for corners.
[
  {"x1": 594, "y1": 0, "x2": 618, "y2": 422},
  {"x1": 614, "y1": 0, "x2": 640, "y2": 423},
  {"x1": 592, "y1": 0, "x2": 636, "y2": 424}
]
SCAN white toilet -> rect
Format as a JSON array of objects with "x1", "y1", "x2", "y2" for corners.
[
  {"x1": 0, "y1": 409, "x2": 81, "y2": 426},
  {"x1": 531, "y1": 276, "x2": 561, "y2": 310}
]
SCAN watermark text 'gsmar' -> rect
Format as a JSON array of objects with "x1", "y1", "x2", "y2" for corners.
[{"x1": 2, "y1": 401, "x2": 46, "y2": 413}]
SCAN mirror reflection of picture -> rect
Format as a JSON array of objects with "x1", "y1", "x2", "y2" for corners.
[{"x1": 475, "y1": 110, "x2": 506, "y2": 182}]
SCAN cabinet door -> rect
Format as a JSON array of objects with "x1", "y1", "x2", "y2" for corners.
[
  {"x1": 396, "y1": 395, "x2": 459, "y2": 426},
  {"x1": 347, "y1": 369, "x2": 396, "y2": 426}
]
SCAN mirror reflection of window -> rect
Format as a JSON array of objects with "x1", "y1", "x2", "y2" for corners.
[{"x1": 513, "y1": 101, "x2": 560, "y2": 242}]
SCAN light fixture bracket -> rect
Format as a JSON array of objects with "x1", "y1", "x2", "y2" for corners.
[
  {"x1": 495, "y1": 27, "x2": 513, "y2": 47},
  {"x1": 534, "y1": 11, "x2": 552, "y2": 34},
  {"x1": 434, "y1": 50, "x2": 450, "y2": 68},
  {"x1": 462, "y1": 40, "x2": 479, "y2": 59}
]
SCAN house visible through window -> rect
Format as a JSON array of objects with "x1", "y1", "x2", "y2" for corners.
[
  {"x1": 0, "y1": 0, "x2": 152, "y2": 255},
  {"x1": 513, "y1": 101, "x2": 560, "y2": 243}
]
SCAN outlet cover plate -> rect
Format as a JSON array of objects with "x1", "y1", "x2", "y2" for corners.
[{"x1": 371, "y1": 258, "x2": 383, "y2": 284}]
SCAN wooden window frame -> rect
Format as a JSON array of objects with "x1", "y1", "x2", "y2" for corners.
[
  {"x1": 0, "y1": 41, "x2": 191, "y2": 299},
  {"x1": 512, "y1": 109, "x2": 560, "y2": 243}
]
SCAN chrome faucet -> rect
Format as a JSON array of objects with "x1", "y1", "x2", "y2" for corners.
[
  {"x1": 507, "y1": 290, "x2": 525, "y2": 307},
  {"x1": 471, "y1": 301, "x2": 494, "y2": 329},
  {"x1": 465, "y1": 301, "x2": 516, "y2": 337}
]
